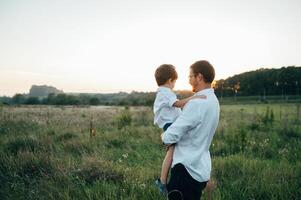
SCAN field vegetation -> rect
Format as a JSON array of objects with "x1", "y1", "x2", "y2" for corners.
[{"x1": 0, "y1": 104, "x2": 300, "y2": 199}]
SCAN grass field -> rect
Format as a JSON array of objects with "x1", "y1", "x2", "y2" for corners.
[{"x1": 0, "y1": 104, "x2": 300, "y2": 200}]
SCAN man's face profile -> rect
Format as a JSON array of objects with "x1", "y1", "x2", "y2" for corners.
[{"x1": 189, "y1": 69, "x2": 197, "y2": 92}]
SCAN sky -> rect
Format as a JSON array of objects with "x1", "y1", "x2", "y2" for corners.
[{"x1": 0, "y1": 0, "x2": 300, "y2": 96}]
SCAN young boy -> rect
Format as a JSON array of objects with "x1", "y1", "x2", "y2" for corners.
[{"x1": 153, "y1": 64, "x2": 206, "y2": 194}]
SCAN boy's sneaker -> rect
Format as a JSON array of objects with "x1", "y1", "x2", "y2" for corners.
[{"x1": 155, "y1": 178, "x2": 167, "y2": 195}]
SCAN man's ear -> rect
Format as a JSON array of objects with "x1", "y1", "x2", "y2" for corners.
[{"x1": 196, "y1": 73, "x2": 203, "y2": 82}]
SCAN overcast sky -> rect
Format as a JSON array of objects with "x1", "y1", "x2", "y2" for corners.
[{"x1": 0, "y1": 0, "x2": 300, "y2": 96}]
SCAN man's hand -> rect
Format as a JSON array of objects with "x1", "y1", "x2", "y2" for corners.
[{"x1": 161, "y1": 132, "x2": 173, "y2": 151}]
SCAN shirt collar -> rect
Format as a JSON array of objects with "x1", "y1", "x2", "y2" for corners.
[
  {"x1": 194, "y1": 88, "x2": 214, "y2": 96},
  {"x1": 157, "y1": 86, "x2": 172, "y2": 92}
]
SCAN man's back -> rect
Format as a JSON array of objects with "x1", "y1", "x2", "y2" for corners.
[{"x1": 163, "y1": 88, "x2": 220, "y2": 182}]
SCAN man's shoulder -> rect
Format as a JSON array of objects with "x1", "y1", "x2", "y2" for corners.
[
  {"x1": 184, "y1": 98, "x2": 206, "y2": 110},
  {"x1": 186, "y1": 96, "x2": 218, "y2": 109}
]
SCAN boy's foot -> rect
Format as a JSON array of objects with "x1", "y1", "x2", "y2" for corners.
[{"x1": 155, "y1": 178, "x2": 167, "y2": 195}]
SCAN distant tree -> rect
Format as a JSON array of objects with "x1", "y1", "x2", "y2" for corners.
[
  {"x1": 78, "y1": 94, "x2": 91, "y2": 105},
  {"x1": 66, "y1": 95, "x2": 80, "y2": 105},
  {"x1": 176, "y1": 90, "x2": 193, "y2": 99},
  {"x1": 51, "y1": 94, "x2": 80, "y2": 105},
  {"x1": 25, "y1": 97, "x2": 40, "y2": 105},
  {"x1": 45, "y1": 93, "x2": 56, "y2": 105},
  {"x1": 12, "y1": 94, "x2": 26, "y2": 104},
  {"x1": 89, "y1": 97, "x2": 100, "y2": 105},
  {"x1": 54, "y1": 94, "x2": 67, "y2": 105},
  {"x1": 0, "y1": 96, "x2": 12, "y2": 105},
  {"x1": 234, "y1": 82, "x2": 240, "y2": 101}
]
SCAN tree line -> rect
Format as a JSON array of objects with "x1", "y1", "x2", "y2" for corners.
[
  {"x1": 0, "y1": 92, "x2": 157, "y2": 106},
  {"x1": 214, "y1": 66, "x2": 301, "y2": 99},
  {"x1": 0, "y1": 66, "x2": 300, "y2": 106}
]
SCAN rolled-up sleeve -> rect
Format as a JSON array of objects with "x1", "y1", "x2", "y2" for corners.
[
  {"x1": 155, "y1": 92, "x2": 178, "y2": 110},
  {"x1": 163, "y1": 100, "x2": 204, "y2": 144},
  {"x1": 166, "y1": 93, "x2": 178, "y2": 107}
]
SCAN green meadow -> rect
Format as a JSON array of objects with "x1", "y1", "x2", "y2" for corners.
[{"x1": 0, "y1": 104, "x2": 300, "y2": 200}]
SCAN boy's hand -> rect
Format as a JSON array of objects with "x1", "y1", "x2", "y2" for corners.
[
  {"x1": 194, "y1": 94, "x2": 207, "y2": 99},
  {"x1": 160, "y1": 132, "x2": 164, "y2": 142}
]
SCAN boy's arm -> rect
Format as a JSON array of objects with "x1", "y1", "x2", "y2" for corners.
[{"x1": 173, "y1": 95, "x2": 206, "y2": 108}]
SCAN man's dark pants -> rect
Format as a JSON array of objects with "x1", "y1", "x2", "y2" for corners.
[{"x1": 167, "y1": 163, "x2": 207, "y2": 200}]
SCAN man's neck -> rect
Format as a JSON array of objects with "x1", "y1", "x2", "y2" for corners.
[{"x1": 194, "y1": 84, "x2": 211, "y2": 93}]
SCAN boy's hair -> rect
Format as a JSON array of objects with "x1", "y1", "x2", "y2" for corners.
[
  {"x1": 190, "y1": 60, "x2": 215, "y2": 83},
  {"x1": 155, "y1": 64, "x2": 178, "y2": 86}
]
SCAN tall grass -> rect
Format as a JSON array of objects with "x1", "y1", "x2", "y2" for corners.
[{"x1": 0, "y1": 104, "x2": 300, "y2": 199}]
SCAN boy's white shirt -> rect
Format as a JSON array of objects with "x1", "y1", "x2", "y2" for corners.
[
  {"x1": 153, "y1": 86, "x2": 181, "y2": 128},
  {"x1": 162, "y1": 88, "x2": 220, "y2": 182}
]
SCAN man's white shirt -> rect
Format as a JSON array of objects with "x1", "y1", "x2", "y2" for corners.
[
  {"x1": 162, "y1": 88, "x2": 220, "y2": 182},
  {"x1": 153, "y1": 86, "x2": 181, "y2": 128}
]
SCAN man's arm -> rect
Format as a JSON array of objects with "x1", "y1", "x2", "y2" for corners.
[
  {"x1": 163, "y1": 100, "x2": 205, "y2": 144},
  {"x1": 173, "y1": 95, "x2": 206, "y2": 108}
]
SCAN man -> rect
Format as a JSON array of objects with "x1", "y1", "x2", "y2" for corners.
[{"x1": 162, "y1": 60, "x2": 220, "y2": 200}]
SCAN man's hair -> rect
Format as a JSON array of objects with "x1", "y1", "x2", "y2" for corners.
[
  {"x1": 155, "y1": 64, "x2": 178, "y2": 86},
  {"x1": 190, "y1": 60, "x2": 215, "y2": 83}
]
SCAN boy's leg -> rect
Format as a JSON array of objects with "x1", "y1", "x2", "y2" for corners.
[{"x1": 160, "y1": 145, "x2": 174, "y2": 184}]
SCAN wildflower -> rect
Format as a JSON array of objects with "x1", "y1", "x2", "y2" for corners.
[
  {"x1": 122, "y1": 153, "x2": 128, "y2": 159},
  {"x1": 140, "y1": 183, "x2": 146, "y2": 189}
]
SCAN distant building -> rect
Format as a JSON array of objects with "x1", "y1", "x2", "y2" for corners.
[{"x1": 29, "y1": 85, "x2": 63, "y2": 98}]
